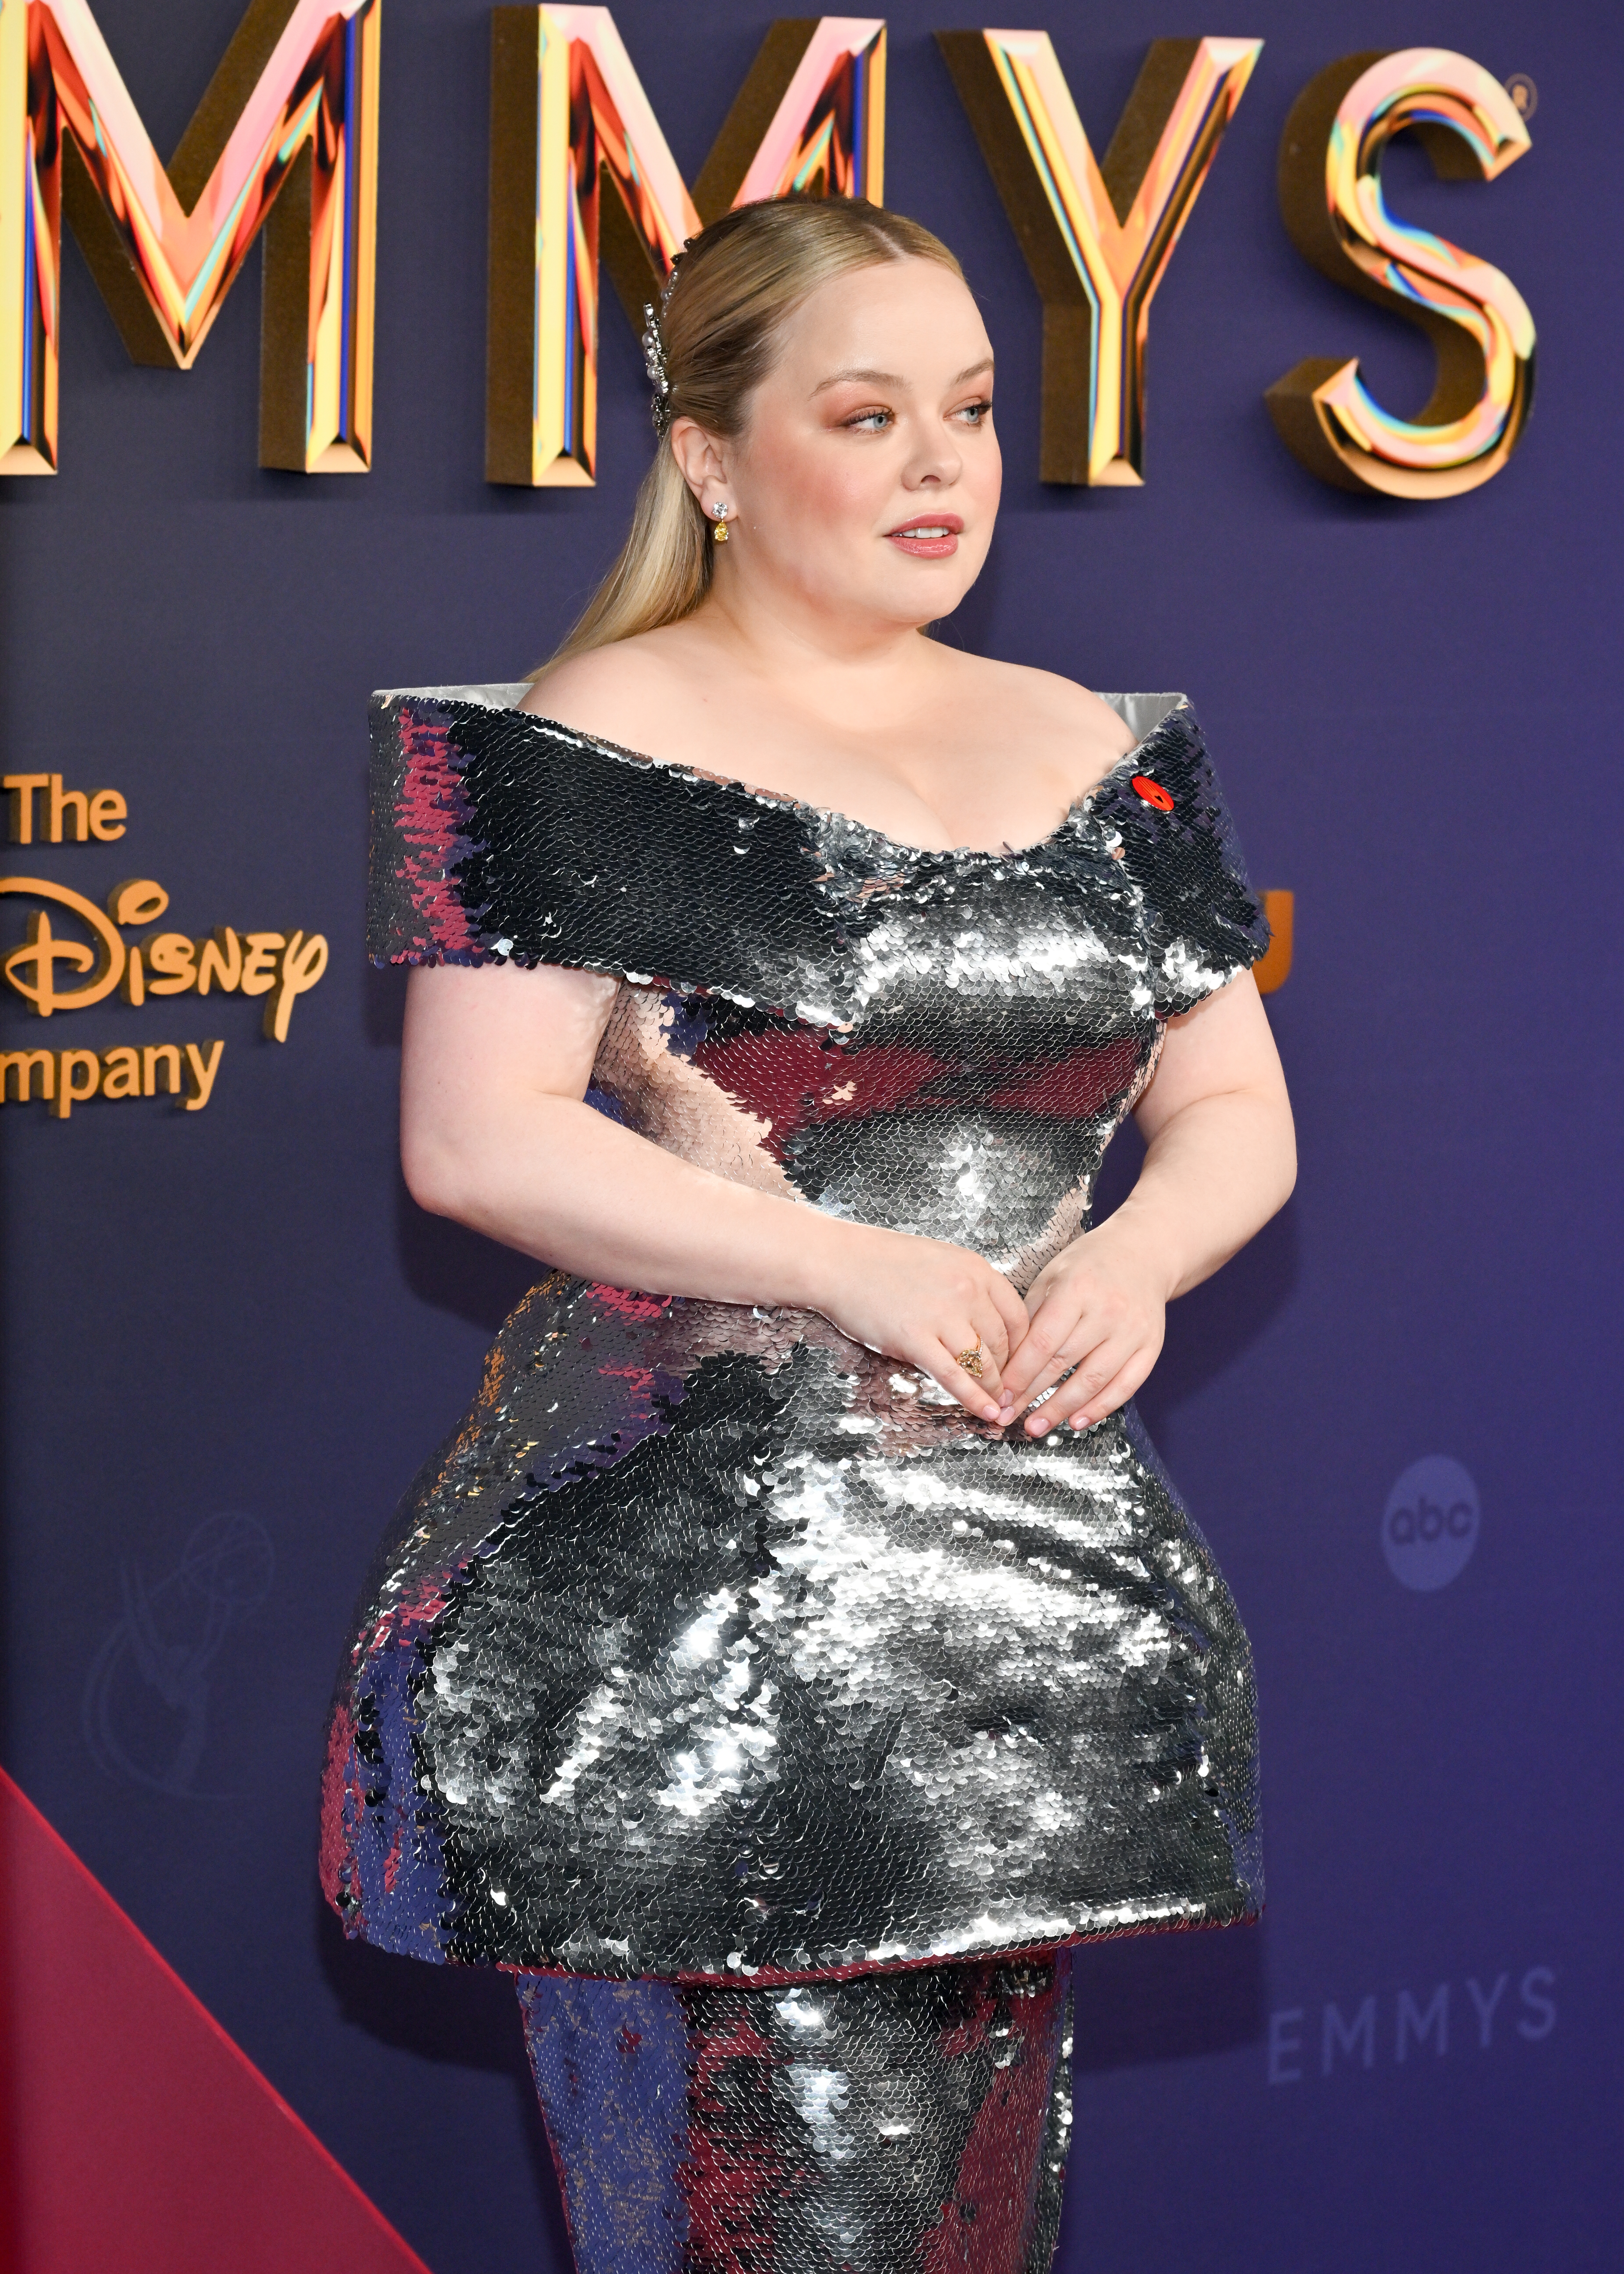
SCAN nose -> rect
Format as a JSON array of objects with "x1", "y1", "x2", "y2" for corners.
[{"x1": 903, "y1": 424, "x2": 962, "y2": 490}]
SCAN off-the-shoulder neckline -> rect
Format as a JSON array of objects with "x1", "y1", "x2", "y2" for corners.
[{"x1": 488, "y1": 699, "x2": 1188, "y2": 865}]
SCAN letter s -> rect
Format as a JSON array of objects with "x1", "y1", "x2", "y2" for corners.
[
  {"x1": 1267, "y1": 49, "x2": 1534, "y2": 499},
  {"x1": 1517, "y1": 1966, "x2": 1556, "y2": 2040}
]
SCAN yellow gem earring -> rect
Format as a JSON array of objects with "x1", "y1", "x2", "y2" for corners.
[{"x1": 710, "y1": 501, "x2": 730, "y2": 544}]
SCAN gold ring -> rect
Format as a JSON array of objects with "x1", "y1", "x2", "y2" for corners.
[{"x1": 957, "y1": 1339, "x2": 984, "y2": 1379}]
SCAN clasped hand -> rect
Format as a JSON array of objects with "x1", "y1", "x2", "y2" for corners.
[{"x1": 816, "y1": 1220, "x2": 1168, "y2": 1435}]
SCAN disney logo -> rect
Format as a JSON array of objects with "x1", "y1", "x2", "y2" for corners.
[{"x1": 1, "y1": 875, "x2": 327, "y2": 1038}]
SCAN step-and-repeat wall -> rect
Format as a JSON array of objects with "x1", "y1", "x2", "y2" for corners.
[{"x1": 3, "y1": 2, "x2": 1614, "y2": 2268}]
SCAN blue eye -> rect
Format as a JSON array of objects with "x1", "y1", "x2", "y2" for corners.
[{"x1": 845, "y1": 408, "x2": 893, "y2": 431}]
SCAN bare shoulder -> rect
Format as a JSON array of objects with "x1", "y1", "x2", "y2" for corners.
[
  {"x1": 519, "y1": 632, "x2": 694, "y2": 752},
  {"x1": 937, "y1": 651, "x2": 1138, "y2": 758}
]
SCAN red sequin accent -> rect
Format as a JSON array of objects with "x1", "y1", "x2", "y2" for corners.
[{"x1": 1131, "y1": 775, "x2": 1175, "y2": 812}]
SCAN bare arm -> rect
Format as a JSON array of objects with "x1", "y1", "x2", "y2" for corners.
[
  {"x1": 1114, "y1": 969, "x2": 1296, "y2": 1299},
  {"x1": 998, "y1": 972, "x2": 1296, "y2": 1432},
  {"x1": 400, "y1": 962, "x2": 1028, "y2": 1420}
]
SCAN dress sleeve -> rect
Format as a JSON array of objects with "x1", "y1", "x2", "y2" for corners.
[
  {"x1": 368, "y1": 690, "x2": 496, "y2": 965},
  {"x1": 366, "y1": 690, "x2": 839, "y2": 996},
  {"x1": 1090, "y1": 703, "x2": 1271, "y2": 1020}
]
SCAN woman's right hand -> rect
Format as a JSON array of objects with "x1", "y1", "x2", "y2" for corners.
[{"x1": 803, "y1": 1223, "x2": 1028, "y2": 1423}]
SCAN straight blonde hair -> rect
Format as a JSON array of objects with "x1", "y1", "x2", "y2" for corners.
[{"x1": 533, "y1": 197, "x2": 963, "y2": 676}]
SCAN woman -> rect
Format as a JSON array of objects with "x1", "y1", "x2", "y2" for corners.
[{"x1": 325, "y1": 196, "x2": 1294, "y2": 2273}]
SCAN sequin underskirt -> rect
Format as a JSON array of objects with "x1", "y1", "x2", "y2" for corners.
[{"x1": 517, "y1": 1953, "x2": 1073, "y2": 2274}]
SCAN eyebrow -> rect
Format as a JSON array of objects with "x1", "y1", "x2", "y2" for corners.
[{"x1": 811, "y1": 356, "x2": 994, "y2": 397}]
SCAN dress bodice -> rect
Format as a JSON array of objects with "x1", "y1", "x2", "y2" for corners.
[{"x1": 369, "y1": 687, "x2": 1267, "y2": 1284}]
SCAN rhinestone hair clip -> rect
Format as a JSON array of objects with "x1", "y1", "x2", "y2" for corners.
[{"x1": 641, "y1": 241, "x2": 690, "y2": 438}]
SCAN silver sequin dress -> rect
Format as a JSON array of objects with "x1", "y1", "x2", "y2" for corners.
[{"x1": 321, "y1": 686, "x2": 1270, "y2": 1985}]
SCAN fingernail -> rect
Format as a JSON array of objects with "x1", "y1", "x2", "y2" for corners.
[
  {"x1": 999, "y1": 1390, "x2": 1015, "y2": 1409},
  {"x1": 983, "y1": 1402, "x2": 1001, "y2": 1422}
]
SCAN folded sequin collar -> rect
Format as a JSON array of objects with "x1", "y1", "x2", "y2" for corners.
[
  {"x1": 500, "y1": 696, "x2": 1190, "y2": 867},
  {"x1": 366, "y1": 685, "x2": 1267, "y2": 1027}
]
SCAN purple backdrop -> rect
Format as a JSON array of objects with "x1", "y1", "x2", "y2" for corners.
[{"x1": 3, "y1": 2, "x2": 1616, "y2": 2268}]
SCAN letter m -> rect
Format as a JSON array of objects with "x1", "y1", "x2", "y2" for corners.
[
  {"x1": 1396, "y1": 1984, "x2": 1449, "y2": 2060},
  {"x1": 1321, "y1": 1995, "x2": 1375, "y2": 2075},
  {"x1": 0, "y1": 0, "x2": 381, "y2": 473},
  {"x1": 486, "y1": 11, "x2": 886, "y2": 484},
  {"x1": 0, "y1": 1048, "x2": 53, "y2": 1100}
]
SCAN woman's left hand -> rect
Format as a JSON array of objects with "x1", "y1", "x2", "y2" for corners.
[{"x1": 998, "y1": 1222, "x2": 1170, "y2": 1436}]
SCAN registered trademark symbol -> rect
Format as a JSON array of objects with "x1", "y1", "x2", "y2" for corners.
[{"x1": 1505, "y1": 73, "x2": 1538, "y2": 119}]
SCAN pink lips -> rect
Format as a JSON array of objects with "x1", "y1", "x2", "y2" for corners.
[{"x1": 885, "y1": 513, "x2": 963, "y2": 558}]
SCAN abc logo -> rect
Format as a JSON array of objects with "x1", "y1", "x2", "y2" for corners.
[{"x1": 1382, "y1": 1456, "x2": 1480, "y2": 1591}]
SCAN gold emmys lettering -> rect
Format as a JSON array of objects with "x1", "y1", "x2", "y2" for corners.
[
  {"x1": 0, "y1": 0, "x2": 379, "y2": 474},
  {"x1": 0, "y1": 7, "x2": 1534, "y2": 497}
]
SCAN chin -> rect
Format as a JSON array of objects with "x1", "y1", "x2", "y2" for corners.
[
  {"x1": 883, "y1": 569, "x2": 975, "y2": 620},
  {"x1": 863, "y1": 589, "x2": 964, "y2": 633}
]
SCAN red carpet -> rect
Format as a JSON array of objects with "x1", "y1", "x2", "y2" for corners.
[{"x1": 0, "y1": 1769, "x2": 432, "y2": 2274}]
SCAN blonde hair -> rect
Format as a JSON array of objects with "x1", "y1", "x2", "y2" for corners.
[{"x1": 534, "y1": 197, "x2": 964, "y2": 675}]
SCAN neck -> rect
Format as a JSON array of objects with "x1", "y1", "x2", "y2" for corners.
[{"x1": 692, "y1": 568, "x2": 939, "y2": 691}]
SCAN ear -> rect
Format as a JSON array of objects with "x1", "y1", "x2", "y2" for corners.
[{"x1": 668, "y1": 418, "x2": 729, "y2": 504}]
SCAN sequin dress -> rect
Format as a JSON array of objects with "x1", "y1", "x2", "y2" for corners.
[{"x1": 321, "y1": 686, "x2": 1270, "y2": 1989}]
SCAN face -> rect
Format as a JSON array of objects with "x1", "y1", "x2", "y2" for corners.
[{"x1": 673, "y1": 256, "x2": 1000, "y2": 637}]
